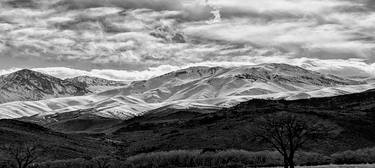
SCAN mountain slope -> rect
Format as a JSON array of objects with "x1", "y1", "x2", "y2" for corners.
[
  {"x1": 102, "y1": 63, "x2": 361, "y2": 103},
  {"x1": 0, "y1": 69, "x2": 90, "y2": 104},
  {"x1": 0, "y1": 64, "x2": 368, "y2": 119},
  {"x1": 65, "y1": 76, "x2": 128, "y2": 93}
]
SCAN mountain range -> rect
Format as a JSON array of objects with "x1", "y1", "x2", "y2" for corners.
[
  {"x1": 0, "y1": 63, "x2": 373, "y2": 119},
  {"x1": 4, "y1": 84, "x2": 375, "y2": 160}
]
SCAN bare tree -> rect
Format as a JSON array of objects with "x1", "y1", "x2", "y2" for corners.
[
  {"x1": 253, "y1": 112, "x2": 331, "y2": 168},
  {"x1": 0, "y1": 143, "x2": 42, "y2": 168}
]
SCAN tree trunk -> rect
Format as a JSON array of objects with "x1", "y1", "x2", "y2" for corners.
[
  {"x1": 288, "y1": 157, "x2": 295, "y2": 168},
  {"x1": 283, "y1": 156, "x2": 289, "y2": 168}
]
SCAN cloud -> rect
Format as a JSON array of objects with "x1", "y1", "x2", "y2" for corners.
[
  {"x1": 365, "y1": 0, "x2": 375, "y2": 10},
  {"x1": 33, "y1": 65, "x2": 181, "y2": 81},
  {"x1": 183, "y1": 16, "x2": 375, "y2": 60},
  {"x1": 56, "y1": 0, "x2": 182, "y2": 11},
  {"x1": 0, "y1": 0, "x2": 375, "y2": 80},
  {"x1": 55, "y1": 0, "x2": 219, "y2": 21},
  {"x1": 206, "y1": 0, "x2": 356, "y2": 19},
  {"x1": 3, "y1": 0, "x2": 54, "y2": 9}
]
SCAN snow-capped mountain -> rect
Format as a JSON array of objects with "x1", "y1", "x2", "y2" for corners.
[
  {"x1": 65, "y1": 76, "x2": 128, "y2": 93},
  {"x1": 0, "y1": 69, "x2": 90, "y2": 104},
  {"x1": 0, "y1": 64, "x2": 370, "y2": 119},
  {"x1": 104, "y1": 63, "x2": 361, "y2": 103}
]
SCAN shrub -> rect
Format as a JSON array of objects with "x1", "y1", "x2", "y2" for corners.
[
  {"x1": 296, "y1": 152, "x2": 331, "y2": 166},
  {"x1": 36, "y1": 156, "x2": 126, "y2": 168},
  {"x1": 38, "y1": 158, "x2": 89, "y2": 168},
  {"x1": 125, "y1": 149, "x2": 283, "y2": 168},
  {"x1": 332, "y1": 147, "x2": 375, "y2": 164}
]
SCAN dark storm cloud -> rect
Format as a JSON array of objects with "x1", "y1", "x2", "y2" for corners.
[
  {"x1": 365, "y1": 0, "x2": 375, "y2": 9},
  {"x1": 4, "y1": 0, "x2": 38, "y2": 8}
]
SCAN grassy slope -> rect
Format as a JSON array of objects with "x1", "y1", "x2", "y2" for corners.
[
  {"x1": 0, "y1": 119, "x2": 114, "y2": 160},
  {"x1": 19, "y1": 110, "x2": 124, "y2": 134},
  {"x1": 110, "y1": 89, "x2": 375, "y2": 156}
]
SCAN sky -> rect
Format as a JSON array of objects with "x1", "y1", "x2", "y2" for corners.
[{"x1": 0, "y1": 0, "x2": 374, "y2": 80}]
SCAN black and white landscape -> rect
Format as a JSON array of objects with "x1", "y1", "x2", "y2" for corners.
[{"x1": 1, "y1": 0, "x2": 375, "y2": 168}]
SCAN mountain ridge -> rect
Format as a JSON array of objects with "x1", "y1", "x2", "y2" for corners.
[
  {"x1": 0, "y1": 63, "x2": 370, "y2": 120},
  {"x1": 65, "y1": 75, "x2": 128, "y2": 93},
  {"x1": 0, "y1": 70, "x2": 131, "y2": 104},
  {"x1": 65, "y1": 75, "x2": 127, "y2": 87},
  {"x1": 0, "y1": 69, "x2": 90, "y2": 104}
]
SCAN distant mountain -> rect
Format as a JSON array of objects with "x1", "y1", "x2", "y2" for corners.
[
  {"x1": 0, "y1": 69, "x2": 90, "y2": 104},
  {"x1": 65, "y1": 76, "x2": 127, "y2": 93},
  {"x1": 0, "y1": 63, "x2": 369, "y2": 119},
  {"x1": 65, "y1": 76, "x2": 127, "y2": 87},
  {"x1": 108, "y1": 63, "x2": 362, "y2": 103}
]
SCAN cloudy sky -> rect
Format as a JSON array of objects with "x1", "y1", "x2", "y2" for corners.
[{"x1": 0, "y1": 0, "x2": 374, "y2": 80}]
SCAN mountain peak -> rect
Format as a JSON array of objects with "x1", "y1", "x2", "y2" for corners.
[
  {"x1": 156, "y1": 66, "x2": 225, "y2": 80},
  {"x1": 1, "y1": 69, "x2": 62, "y2": 87},
  {"x1": 17, "y1": 68, "x2": 34, "y2": 73},
  {"x1": 6, "y1": 69, "x2": 51, "y2": 79},
  {"x1": 0, "y1": 69, "x2": 90, "y2": 104},
  {"x1": 13, "y1": 68, "x2": 38, "y2": 75}
]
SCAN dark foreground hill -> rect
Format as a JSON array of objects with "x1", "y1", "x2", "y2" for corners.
[
  {"x1": 0, "y1": 119, "x2": 113, "y2": 160},
  {"x1": 108, "y1": 89, "x2": 375, "y2": 156}
]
